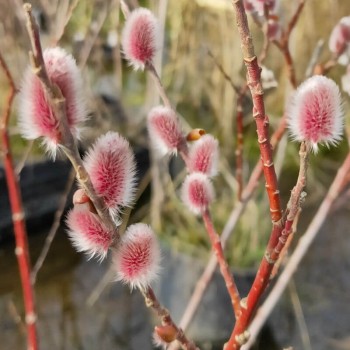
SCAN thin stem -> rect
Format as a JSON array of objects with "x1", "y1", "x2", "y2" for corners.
[
  {"x1": 140, "y1": 287, "x2": 199, "y2": 350},
  {"x1": 207, "y1": 49, "x2": 241, "y2": 94},
  {"x1": 0, "y1": 51, "x2": 38, "y2": 350},
  {"x1": 207, "y1": 50, "x2": 247, "y2": 200},
  {"x1": 242, "y1": 152, "x2": 350, "y2": 349},
  {"x1": 226, "y1": 141, "x2": 309, "y2": 349},
  {"x1": 231, "y1": 0, "x2": 282, "y2": 225},
  {"x1": 286, "y1": 0, "x2": 306, "y2": 38},
  {"x1": 31, "y1": 168, "x2": 76, "y2": 284},
  {"x1": 23, "y1": 3, "x2": 119, "y2": 241},
  {"x1": 145, "y1": 61, "x2": 172, "y2": 108},
  {"x1": 235, "y1": 96, "x2": 244, "y2": 200},
  {"x1": 202, "y1": 210, "x2": 241, "y2": 318},
  {"x1": 171, "y1": 116, "x2": 286, "y2": 345}
]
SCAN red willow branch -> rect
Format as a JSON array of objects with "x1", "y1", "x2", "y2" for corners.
[
  {"x1": 224, "y1": 1, "x2": 309, "y2": 348},
  {"x1": 0, "y1": 52, "x2": 38, "y2": 350},
  {"x1": 274, "y1": 0, "x2": 306, "y2": 89},
  {"x1": 141, "y1": 287, "x2": 199, "y2": 350},
  {"x1": 242, "y1": 151, "x2": 350, "y2": 349},
  {"x1": 202, "y1": 210, "x2": 241, "y2": 317},
  {"x1": 233, "y1": 3, "x2": 283, "y2": 223},
  {"x1": 226, "y1": 141, "x2": 309, "y2": 349}
]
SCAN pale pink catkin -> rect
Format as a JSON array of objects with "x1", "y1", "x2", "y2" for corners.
[
  {"x1": 114, "y1": 223, "x2": 160, "y2": 290},
  {"x1": 83, "y1": 132, "x2": 137, "y2": 221},
  {"x1": 329, "y1": 16, "x2": 350, "y2": 56},
  {"x1": 287, "y1": 75, "x2": 343, "y2": 152},
  {"x1": 147, "y1": 106, "x2": 184, "y2": 156},
  {"x1": 187, "y1": 134, "x2": 219, "y2": 177},
  {"x1": 181, "y1": 173, "x2": 215, "y2": 215},
  {"x1": 122, "y1": 8, "x2": 159, "y2": 70},
  {"x1": 18, "y1": 47, "x2": 87, "y2": 156},
  {"x1": 66, "y1": 204, "x2": 113, "y2": 260}
]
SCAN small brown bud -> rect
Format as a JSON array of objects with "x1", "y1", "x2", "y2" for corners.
[
  {"x1": 73, "y1": 189, "x2": 90, "y2": 205},
  {"x1": 186, "y1": 128, "x2": 206, "y2": 141},
  {"x1": 72, "y1": 189, "x2": 97, "y2": 214},
  {"x1": 154, "y1": 324, "x2": 177, "y2": 343}
]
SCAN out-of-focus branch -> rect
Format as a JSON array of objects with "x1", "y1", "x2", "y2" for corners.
[
  {"x1": 31, "y1": 168, "x2": 76, "y2": 284},
  {"x1": 0, "y1": 51, "x2": 38, "y2": 350}
]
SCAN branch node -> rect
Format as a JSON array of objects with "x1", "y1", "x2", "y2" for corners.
[
  {"x1": 15, "y1": 247, "x2": 24, "y2": 256},
  {"x1": 264, "y1": 251, "x2": 276, "y2": 264},
  {"x1": 235, "y1": 330, "x2": 250, "y2": 345},
  {"x1": 25, "y1": 312, "x2": 37, "y2": 325},
  {"x1": 240, "y1": 297, "x2": 248, "y2": 309}
]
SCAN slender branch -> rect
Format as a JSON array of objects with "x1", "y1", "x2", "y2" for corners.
[
  {"x1": 232, "y1": 0, "x2": 282, "y2": 225},
  {"x1": 15, "y1": 141, "x2": 34, "y2": 175},
  {"x1": 31, "y1": 168, "x2": 76, "y2": 284},
  {"x1": 235, "y1": 96, "x2": 244, "y2": 200},
  {"x1": 145, "y1": 61, "x2": 172, "y2": 108},
  {"x1": 241, "y1": 152, "x2": 350, "y2": 349},
  {"x1": 169, "y1": 116, "x2": 287, "y2": 349},
  {"x1": 208, "y1": 49, "x2": 241, "y2": 94},
  {"x1": 224, "y1": 0, "x2": 308, "y2": 347},
  {"x1": 0, "y1": 51, "x2": 38, "y2": 350},
  {"x1": 202, "y1": 210, "x2": 241, "y2": 317},
  {"x1": 286, "y1": 0, "x2": 306, "y2": 38},
  {"x1": 226, "y1": 141, "x2": 309, "y2": 349},
  {"x1": 207, "y1": 50, "x2": 247, "y2": 200},
  {"x1": 23, "y1": 3, "x2": 119, "y2": 241},
  {"x1": 288, "y1": 280, "x2": 312, "y2": 350},
  {"x1": 140, "y1": 287, "x2": 199, "y2": 350},
  {"x1": 78, "y1": 0, "x2": 110, "y2": 68}
]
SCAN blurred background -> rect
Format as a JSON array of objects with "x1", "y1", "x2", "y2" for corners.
[{"x1": 1, "y1": 0, "x2": 350, "y2": 349}]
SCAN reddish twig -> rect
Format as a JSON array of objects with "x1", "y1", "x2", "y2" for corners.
[
  {"x1": 169, "y1": 116, "x2": 287, "y2": 350},
  {"x1": 0, "y1": 52, "x2": 38, "y2": 350},
  {"x1": 242, "y1": 151, "x2": 350, "y2": 349},
  {"x1": 264, "y1": 0, "x2": 306, "y2": 89},
  {"x1": 286, "y1": 0, "x2": 306, "y2": 38},
  {"x1": 226, "y1": 140, "x2": 309, "y2": 349},
  {"x1": 223, "y1": 1, "x2": 310, "y2": 348},
  {"x1": 232, "y1": 1, "x2": 282, "y2": 225},
  {"x1": 202, "y1": 210, "x2": 241, "y2": 317},
  {"x1": 140, "y1": 287, "x2": 199, "y2": 350}
]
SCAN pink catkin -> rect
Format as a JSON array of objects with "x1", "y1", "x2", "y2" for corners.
[
  {"x1": 66, "y1": 204, "x2": 113, "y2": 260},
  {"x1": 147, "y1": 106, "x2": 184, "y2": 156},
  {"x1": 187, "y1": 134, "x2": 219, "y2": 177},
  {"x1": 287, "y1": 75, "x2": 343, "y2": 152},
  {"x1": 114, "y1": 223, "x2": 160, "y2": 289},
  {"x1": 181, "y1": 173, "x2": 215, "y2": 215},
  {"x1": 18, "y1": 47, "x2": 86, "y2": 156},
  {"x1": 245, "y1": 0, "x2": 276, "y2": 16},
  {"x1": 329, "y1": 16, "x2": 350, "y2": 56},
  {"x1": 84, "y1": 132, "x2": 137, "y2": 221},
  {"x1": 122, "y1": 8, "x2": 159, "y2": 70}
]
